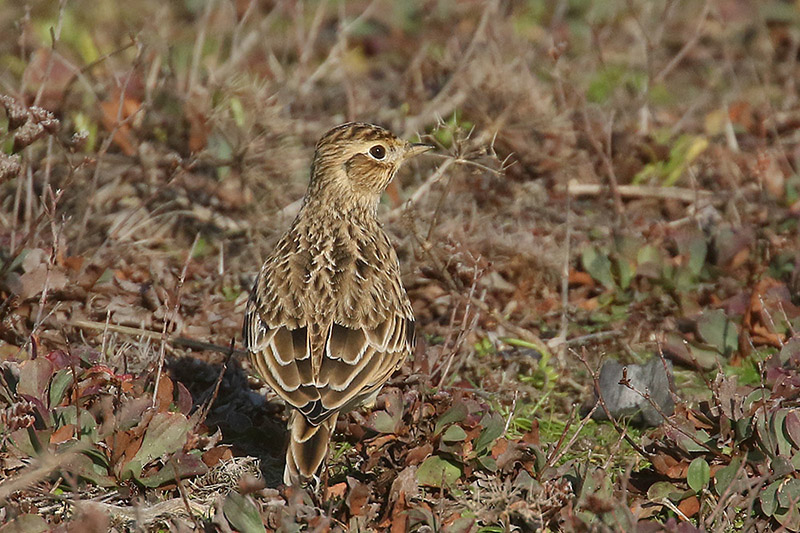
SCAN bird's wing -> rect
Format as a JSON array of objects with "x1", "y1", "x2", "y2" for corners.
[
  {"x1": 244, "y1": 297, "x2": 414, "y2": 425},
  {"x1": 243, "y1": 228, "x2": 415, "y2": 426}
]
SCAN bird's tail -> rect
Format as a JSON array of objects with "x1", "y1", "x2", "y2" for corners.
[{"x1": 284, "y1": 411, "x2": 338, "y2": 485}]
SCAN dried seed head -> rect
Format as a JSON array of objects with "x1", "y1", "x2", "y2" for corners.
[
  {"x1": 0, "y1": 153, "x2": 21, "y2": 183},
  {"x1": 69, "y1": 130, "x2": 90, "y2": 152},
  {"x1": 13, "y1": 121, "x2": 46, "y2": 153},
  {"x1": 1, "y1": 400, "x2": 37, "y2": 432},
  {"x1": 0, "y1": 95, "x2": 30, "y2": 130},
  {"x1": 29, "y1": 105, "x2": 60, "y2": 134}
]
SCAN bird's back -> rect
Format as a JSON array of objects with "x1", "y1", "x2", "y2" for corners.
[{"x1": 243, "y1": 209, "x2": 415, "y2": 426}]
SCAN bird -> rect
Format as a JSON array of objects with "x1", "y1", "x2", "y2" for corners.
[{"x1": 243, "y1": 122, "x2": 432, "y2": 485}]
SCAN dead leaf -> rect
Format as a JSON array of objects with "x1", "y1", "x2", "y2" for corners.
[
  {"x1": 346, "y1": 477, "x2": 370, "y2": 517},
  {"x1": 99, "y1": 89, "x2": 142, "y2": 156},
  {"x1": 678, "y1": 495, "x2": 700, "y2": 518},
  {"x1": 202, "y1": 446, "x2": 233, "y2": 467},
  {"x1": 50, "y1": 424, "x2": 76, "y2": 444},
  {"x1": 155, "y1": 374, "x2": 174, "y2": 413},
  {"x1": 326, "y1": 482, "x2": 347, "y2": 499},
  {"x1": 405, "y1": 443, "x2": 433, "y2": 466}
]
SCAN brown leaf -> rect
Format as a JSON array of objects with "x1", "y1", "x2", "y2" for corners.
[
  {"x1": 66, "y1": 502, "x2": 110, "y2": 533},
  {"x1": 155, "y1": 374, "x2": 174, "y2": 413},
  {"x1": 568, "y1": 269, "x2": 595, "y2": 287},
  {"x1": 405, "y1": 443, "x2": 433, "y2": 466},
  {"x1": 521, "y1": 419, "x2": 539, "y2": 445},
  {"x1": 651, "y1": 452, "x2": 680, "y2": 478},
  {"x1": 495, "y1": 439, "x2": 524, "y2": 471},
  {"x1": 22, "y1": 48, "x2": 74, "y2": 109},
  {"x1": 491, "y1": 437, "x2": 508, "y2": 459},
  {"x1": 390, "y1": 491, "x2": 408, "y2": 533},
  {"x1": 202, "y1": 445, "x2": 233, "y2": 467},
  {"x1": 99, "y1": 89, "x2": 142, "y2": 156},
  {"x1": 389, "y1": 466, "x2": 420, "y2": 505},
  {"x1": 678, "y1": 495, "x2": 700, "y2": 518},
  {"x1": 326, "y1": 482, "x2": 347, "y2": 500},
  {"x1": 346, "y1": 477, "x2": 370, "y2": 517},
  {"x1": 50, "y1": 424, "x2": 76, "y2": 445}
]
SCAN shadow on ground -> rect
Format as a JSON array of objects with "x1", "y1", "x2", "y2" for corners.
[{"x1": 168, "y1": 354, "x2": 287, "y2": 487}]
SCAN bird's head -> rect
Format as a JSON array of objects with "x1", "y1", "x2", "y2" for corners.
[{"x1": 307, "y1": 122, "x2": 432, "y2": 205}]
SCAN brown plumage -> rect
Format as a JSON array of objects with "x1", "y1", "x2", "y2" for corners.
[{"x1": 243, "y1": 122, "x2": 432, "y2": 485}]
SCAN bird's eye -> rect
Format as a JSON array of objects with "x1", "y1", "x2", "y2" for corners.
[{"x1": 369, "y1": 145, "x2": 386, "y2": 159}]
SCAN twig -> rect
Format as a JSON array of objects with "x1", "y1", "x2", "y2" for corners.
[
  {"x1": 660, "y1": 498, "x2": 691, "y2": 522},
  {"x1": 576, "y1": 108, "x2": 623, "y2": 220},
  {"x1": 172, "y1": 456, "x2": 203, "y2": 530},
  {"x1": 297, "y1": 0, "x2": 379, "y2": 95},
  {"x1": 387, "y1": 158, "x2": 456, "y2": 220},
  {"x1": 0, "y1": 445, "x2": 86, "y2": 505},
  {"x1": 617, "y1": 363, "x2": 727, "y2": 459},
  {"x1": 654, "y1": 0, "x2": 711, "y2": 83},
  {"x1": 567, "y1": 181, "x2": 713, "y2": 203},
  {"x1": 552, "y1": 188, "x2": 572, "y2": 360},
  {"x1": 75, "y1": 48, "x2": 145, "y2": 249},
  {"x1": 564, "y1": 330, "x2": 624, "y2": 346},
  {"x1": 152, "y1": 233, "x2": 200, "y2": 408},
  {"x1": 32, "y1": 0, "x2": 68, "y2": 107},
  {"x1": 572, "y1": 347, "x2": 652, "y2": 460},
  {"x1": 544, "y1": 403, "x2": 599, "y2": 470},
  {"x1": 194, "y1": 339, "x2": 236, "y2": 430},
  {"x1": 67, "y1": 319, "x2": 248, "y2": 357},
  {"x1": 437, "y1": 268, "x2": 483, "y2": 388},
  {"x1": 187, "y1": 0, "x2": 216, "y2": 95},
  {"x1": 403, "y1": 0, "x2": 500, "y2": 136}
]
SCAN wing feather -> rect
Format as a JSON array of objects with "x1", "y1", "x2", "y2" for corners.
[{"x1": 243, "y1": 218, "x2": 415, "y2": 429}]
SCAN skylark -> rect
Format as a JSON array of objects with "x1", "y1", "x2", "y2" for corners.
[{"x1": 243, "y1": 122, "x2": 432, "y2": 485}]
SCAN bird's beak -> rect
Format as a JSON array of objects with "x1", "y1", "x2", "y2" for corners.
[{"x1": 404, "y1": 143, "x2": 435, "y2": 159}]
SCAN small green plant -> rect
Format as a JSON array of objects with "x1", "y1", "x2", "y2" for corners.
[{"x1": 0, "y1": 350, "x2": 209, "y2": 491}]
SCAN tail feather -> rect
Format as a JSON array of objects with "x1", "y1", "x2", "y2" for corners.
[{"x1": 285, "y1": 411, "x2": 338, "y2": 485}]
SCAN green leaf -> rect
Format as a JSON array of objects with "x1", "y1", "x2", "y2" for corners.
[
  {"x1": 772, "y1": 409, "x2": 793, "y2": 458},
  {"x1": 441, "y1": 425, "x2": 468, "y2": 443},
  {"x1": 776, "y1": 479, "x2": 800, "y2": 531},
  {"x1": 121, "y1": 412, "x2": 191, "y2": 478},
  {"x1": 52, "y1": 407, "x2": 99, "y2": 442},
  {"x1": 417, "y1": 455, "x2": 462, "y2": 488},
  {"x1": 636, "y1": 244, "x2": 663, "y2": 278},
  {"x1": 686, "y1": 236, "x2": 708, "y2": 278},
  {"x1": 696, "y1": 309, "x2": 738, "y2": 355},
  {"x1": 581, "y1": 247, "x2": 615, "y2": 290},
  {"x1": 434, "y1": 402, "x2": 469, "y2": 435},
  {"x1": 49, "y1": 369, "x2": 73, "y2": 408},
  {"x1": 777, "y1": 479, "x2": 800, "y2": 508},
  {"x1": 473, "y1": 413, "x2": 504, "y2": 455},
  {"x1": 229, "y1": 97, "x2": 246, "y2": 128},
  {"x1": 615, "y1": 256, "x2": 635, "y2": 290},
  {"x1": 0, "y1": 513, "x2": 49, "y2": 533},
  {"x1": 135, "y1": 453, "x2": 208, "y2": 488},
  {"x1": 647, "y1": 481, "x2": 683, "y2": 502},
  {"x1": 687, "y1": 457, "x2": 710, "y2": 493},
  {"x1": 62, "y1": 451, "x2": 115, "y2": 487},
  {"x1": 713, "y1": 458, "x2": 741, "y2": 496},
  {"x1": 679, "y1": 429, "x2": 712, "y2": 453},
  {"x1": 477, "y1": 454, "x2": 497, "y2": 472},
  {"x1": 223, "y1": 492, "x2": 266, "y2": 533},
  {"x1": 761, "y1": 480, "x2": 781, "y2": 517},
  {"x1": 372, "y1": 411, "x2": 397, "y2": 434},
  {"x1": 743, "y1": 389, "x2": 770, "y2": 412}
]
